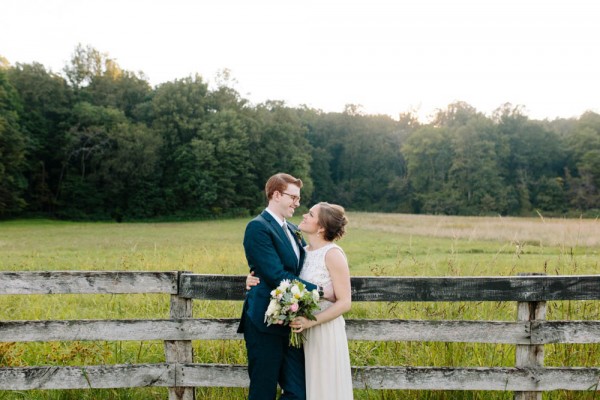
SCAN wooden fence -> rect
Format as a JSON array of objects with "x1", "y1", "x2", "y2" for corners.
[{"x1": 1, "y1": 271, "x2": 600, "y2": 400}]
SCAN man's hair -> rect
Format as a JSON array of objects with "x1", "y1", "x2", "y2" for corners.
[{"x1": 265, "y1": 173, "x2": 303, "y2": 201}]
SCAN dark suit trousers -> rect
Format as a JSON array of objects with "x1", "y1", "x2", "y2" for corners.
[{"x1": 243, "y1": 314, "x2": 306, "y2": 400}]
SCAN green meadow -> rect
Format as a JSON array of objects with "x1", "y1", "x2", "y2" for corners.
[{"x1": 1, "y1": 213, "x2": 599, "y2": 399}]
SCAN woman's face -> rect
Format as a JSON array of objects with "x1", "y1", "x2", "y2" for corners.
[{"x1": 299, "y1": 204, "x2": 321, "y2": 234}]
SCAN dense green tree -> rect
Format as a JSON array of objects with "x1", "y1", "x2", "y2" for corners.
[
  {"x1": 151, "y1": 75, "x2": 208, "y2": 147},
  {"x1": 564, "y1": 111, "x2": 600, "y2": 210},
  {"x1": 432, "y1": 101, "x2": 479, "y2": 128},
  {"x1": 97, "y1": 121, "x2": 162, "y2": 220},
  {"x1": 304, "y1": 110, "x2": 408, "y2": 211},
  {"x1": 168, "y1": 109, "x2": 255, "y2": 215},
  {"x1": 2, "y1": 46, "x2": 598, "y2": 220},
  {"x1": 533, "y1": 176, "x2": 567, "y2": 213},
  {"x1": 494, "y1": 104, "x2": 567, "y2": 214},
  {"x1": 0, "y1": 69, "x2": 27, "y2": 215},
  {"x1": 63, "y1": 44, "x2": 152, "y2": 120},
  {"x1": 206, "y1": 68, "x2": 248, "y2": 113},
  {"x1": 83, "y1": 72, "x2": 152, "y2": 120},
  {"x1": 57, "y1": 102, "x2": 162, "y2": 219},
  {"x1": 150, "y1": 75, "x2": 258, "y2": 216},
  {"x1": 446, "y1": 115, "x2": 508, "y2": 214},
  {"x1": 333, "y1": 113, "x2": 406, "y2": 210},
  {"x1": 57, "y1": 102, "x2": 126, "y2": 217},
  {"x1": 247, "y1": 101, "x2": 313, "y2": 208},
  {"x1": 7, "y1": 62, "x2": 72, "y2": 213},
  {"x1": 149, "y1": 76, "x2": 209, "y2": 214},
  {"x1": 403, "y1": 126, "x2": 453, "y2": 213},
  {"x1": 63, "y1": 44, "x2": 116, "y2": 89},
  {"x1": 198, "y1": 110, "x2": 255, "y2": 213}
]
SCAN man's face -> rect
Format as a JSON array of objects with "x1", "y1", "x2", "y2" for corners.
[{"x1": 275, "y1": 184, "x2": 301, "y2": 219}]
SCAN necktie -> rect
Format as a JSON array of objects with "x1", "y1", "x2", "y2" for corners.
[{"x1": 283, "y1": 223, "x2": 300, "y2": 262}]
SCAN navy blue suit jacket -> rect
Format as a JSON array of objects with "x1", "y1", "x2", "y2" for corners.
[{"x1": 238, "y1": 210, "x2": 316, "y2": 335}]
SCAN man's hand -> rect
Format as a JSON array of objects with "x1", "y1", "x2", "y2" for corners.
[{"x1": 245, "y1": 271, "x2": 260, "y2": 290}]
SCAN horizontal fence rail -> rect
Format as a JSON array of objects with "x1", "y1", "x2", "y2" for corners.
[
  {"x1": 0, "y1": 271, "x2": 179, "y2": 295},
  {"x1": 4, "y1": 272, "x2": 600, "y2": 301},
  {"x1": 0, "y1": 364, "x2": 176, "y2": 390},
  {"x1": 3, "y1": 319, "x2": 600, "y2": 344},
  {"x1": 179, "y1": 273, "x2": 600, "y2": 301},
  {"x1": 2, "y1": 271, "x2": 600, "y2": 398},
  {"x1": 1, "y1": 365, "x2": 600, "y2": 392}
]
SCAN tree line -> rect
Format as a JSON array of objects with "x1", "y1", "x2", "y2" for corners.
[{"x1": 1, "y1": 45, "x2": 599, "y2": 220}]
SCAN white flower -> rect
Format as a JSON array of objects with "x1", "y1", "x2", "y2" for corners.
[
  {"x1": 279, "y1": 280, "x2": 291, "y2": 291},
  {"x1": 265, "y1": 299, "x2": 281, "y2": 318},
  {"x1": 312, "y1": 289, "x2": 320, "y2": 303},
  {"x1": 290, "y1": 284, "x2": 301, "y2": 296}
]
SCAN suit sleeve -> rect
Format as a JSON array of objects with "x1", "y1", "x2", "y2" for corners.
[{"x1": 244, "y1": 219, "x2": 317, "y2": 291}]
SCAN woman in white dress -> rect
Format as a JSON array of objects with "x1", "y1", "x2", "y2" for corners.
[
  {"x1": 291, "y1": 202, "x2": 353, "y2": 400},
  {"x1": 246, "y1": 202, "x2": 353, "y2": 399}
]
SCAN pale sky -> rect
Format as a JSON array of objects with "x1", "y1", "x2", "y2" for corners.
[{"x1": 2, "y1": 0, "x2": 599, "y2": 121}]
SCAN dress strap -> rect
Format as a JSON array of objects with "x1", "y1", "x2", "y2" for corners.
[{"x1": 323, "y1": 243, "x2": 347, "y2": 261}]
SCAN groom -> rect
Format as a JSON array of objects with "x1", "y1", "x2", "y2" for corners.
[{"x1": 238, "y1": 173, "x2": 329, "y2": 400}]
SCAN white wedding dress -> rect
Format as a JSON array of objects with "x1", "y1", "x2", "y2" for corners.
[{"x1": 300, "y1": 243, "x2": 353, "y2": 400}]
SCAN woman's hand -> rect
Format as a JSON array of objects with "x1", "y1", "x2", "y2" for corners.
[
  {"x1": 245, "y1": 271, "x2": 260, "y2": 290},
  {"x1": 290, "y1": 316, "x2": 315, "y2": 333}
]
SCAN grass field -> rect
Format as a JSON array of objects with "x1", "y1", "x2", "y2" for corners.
[{"x1": 1, "y1": 213, "x2": 599, "y2": 399}]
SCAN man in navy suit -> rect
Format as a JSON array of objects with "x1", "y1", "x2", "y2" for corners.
[{"x1": 238, "y1": 173, "x2": 328, "y2": 400}]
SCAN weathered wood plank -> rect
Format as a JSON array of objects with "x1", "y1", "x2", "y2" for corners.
[
  {"x1": 353, "y1": 320, "x2": 600, "y2": 344},
  {"x1": 179, "y1": 274, "x2": 600, "y2": 301},
  {"x1": 0, "y1": 319, "x2": 241, "y2": 342},
  {"x1": 177, "y1": 365, "x2": 600, "y2": 391},
  {"x1": 5, "y1": 318, "x2": 599, "y2": 344},
  {"x1": 178, "y1": 274, "x2": 246, "y2": 300},
  {"x1": 0, "y1": 319, "x2": 531, "y2": 343},
  {"x1": 4, "y1": 272, "x2": 600, "y2": 300},
  {"x1": 533, "y1": 321, "x2": 600, "y2": 344},
  {"x1": 0, "y1": 271, "x2": 178, "y2": 295},
  {"x1": 515, "y1": 297, "x2": 546, "y2": 400},
  {"x1": 352, "y1": 366, "x2": 600, "y2": 391},
  {"x1": 350, "y1": 275, "x2": 600, "y2": 302},
  {"x1": 347, "y1": 320, "x2": 531, "y2": 343},
  {"x1": 0, "y1": 364, "x2": 174, "y2": 390},
  {"x1": 2, "y1": 364, "x2": 599, "y2": 391},
  {"x1": 165, "y1": 292, "x2": 194, "y2": 400},
  {"x1": 178, "y1": 364, "x2": 249, "y2": 387}
]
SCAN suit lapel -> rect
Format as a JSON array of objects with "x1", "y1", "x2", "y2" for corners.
[
  {"x1": 297, "y1": 238, "x2": 306, "y2": 273},
  {"x1": 262, "y1": 211, "x2": 296, "y2": 257},
  {"x1": 285, "y1": 222, "x2": 304, "y2": 273}
]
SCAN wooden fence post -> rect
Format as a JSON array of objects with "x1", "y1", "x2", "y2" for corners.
[
  {"x1": 165, "y1": 271, "x2": 195, "y2": 400},
  {"x1": 514, "y1": 273, "x2": 546, "y2": 400}
]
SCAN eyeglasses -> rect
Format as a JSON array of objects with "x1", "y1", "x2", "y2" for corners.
[{"x1": 281, "y1": 192, "x2": 301, "y2": 203}]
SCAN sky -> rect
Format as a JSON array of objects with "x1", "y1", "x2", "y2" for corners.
[{"x1": 2, "y1": 0, "x2": 599, "y2": 122}]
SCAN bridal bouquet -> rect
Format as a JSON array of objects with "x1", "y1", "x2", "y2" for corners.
[{"x1": 264, "y1": 279, "x2": 320, "y2": 348}]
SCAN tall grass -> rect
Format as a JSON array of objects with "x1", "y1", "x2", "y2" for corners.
[{"x1": 1, "y1": 213, "x2": 599, "y2": 399}]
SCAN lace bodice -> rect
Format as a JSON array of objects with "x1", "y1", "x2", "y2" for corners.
[{"x1": 300, "y1": 243, "x2": 345, "y2": 311}]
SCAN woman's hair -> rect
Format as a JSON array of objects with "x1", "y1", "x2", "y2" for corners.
[
  {"x1": 317, "y1": 202, "x2": 348, "y2": 242},
  {"x1": 265, "y1": 173, "x2": 303, "y2": 201}
]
